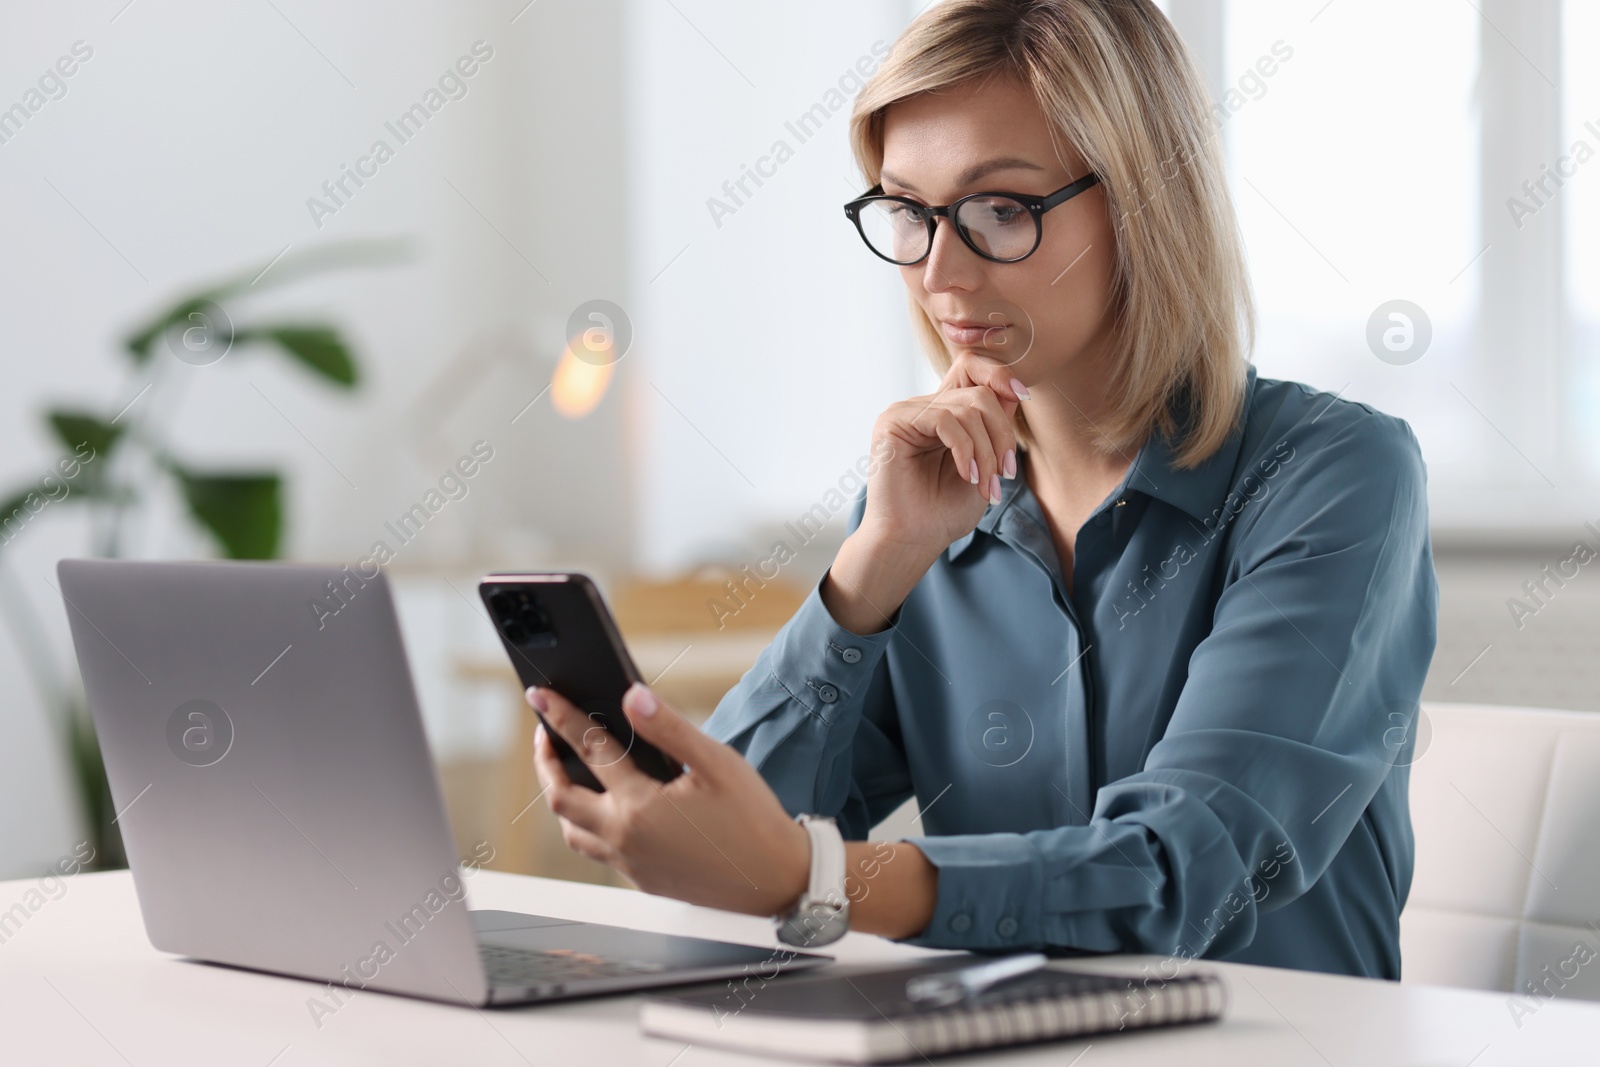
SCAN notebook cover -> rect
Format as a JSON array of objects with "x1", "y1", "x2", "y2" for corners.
[{"x1": 640, "y1": 955, "x2": 1227, "y2": 1063}]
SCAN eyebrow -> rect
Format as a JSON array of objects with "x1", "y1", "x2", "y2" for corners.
[{"x1": 879, "y1": 157, "x2": 1048, "y2": 195}]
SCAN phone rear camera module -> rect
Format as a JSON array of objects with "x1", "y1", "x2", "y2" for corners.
[
  {"x1": 491, "y1": 588, "x2": 557, "y2": 648},
  {"x1": 488, "y1": 590, "x2": 526, "y2": 642}
]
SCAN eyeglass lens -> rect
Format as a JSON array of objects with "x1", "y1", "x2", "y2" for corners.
[{"x1": 858, "y1": 195, "x2": 1036, "y2": 263}]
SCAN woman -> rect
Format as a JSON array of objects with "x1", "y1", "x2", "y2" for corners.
[{"x1": 525, "y1": 0, "x2": 1437, "y2": 979}]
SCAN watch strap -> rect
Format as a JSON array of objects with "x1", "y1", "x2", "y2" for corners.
[{"x1": 798, "y1": 814, "x2": 846, "y2": 911}]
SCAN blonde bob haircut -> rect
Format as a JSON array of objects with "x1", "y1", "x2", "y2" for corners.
[{"x1": 848, "y1": 0, "x2": 1253, "y2": 470}]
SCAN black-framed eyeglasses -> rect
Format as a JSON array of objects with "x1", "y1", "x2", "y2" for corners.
[{"x1": 842, "y1": 173, "x2": 1101, "y2": 265}]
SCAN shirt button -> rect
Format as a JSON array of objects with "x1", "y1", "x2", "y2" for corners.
[
  {"x1": 817, "y1": 684, "x2": 839, "y2": 703},
  {"x1": 840, "y1": 647, "x2": 862, "y2": 664},
  {"x1": 997, "y1": 916, "x2": 1019, "y2": 938},
  {"x1": 950, "y1": 912, "x2": 972, "y2": 933}
]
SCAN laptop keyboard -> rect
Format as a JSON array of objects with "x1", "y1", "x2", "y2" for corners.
[{"x1": 480, "y1": 943, "x2": 669, "y2": 989}]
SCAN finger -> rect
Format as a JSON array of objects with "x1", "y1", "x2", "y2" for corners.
[
  {"x1": 531, "y1": 718, "x2": 612, "y2": 832},
  {"x1": 915, "y1": 406, "x2": 972, "y2": 476},
  {"x1": 619, "y1": 683, "x2": 713, "y2": 782},
  {"x1": 946, "y1": 349, "x2": 1029, "y2": 409},
  {"x1": 958, "y1": 386, "x2": 1020, "y2": 486},
  {"x1": 912, "y1": 406, "x2": 979, "y2": 491},
  {"x1": 530, "y1": 720, "x2": 569, "y2": 792},
  {"x1": 905, "y1": 357, "x2": 987, "y2": 433},
  {"x1": 880, "y1": 395, "x2": 951, "y2": 454},
  {"x1": 943, "y1": 398, "x2": 1002, "y2": 504},
  {"x1": 556, "y1": 814, "x2": 619, "y2": 867},
  {"x1": 526, "y1": 685, "x2": 642, "y2": 795},
  {"x1": 947, "y1": 359, "x2": 1024, "y2": 487}
]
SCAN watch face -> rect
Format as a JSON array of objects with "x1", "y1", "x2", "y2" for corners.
[{"x1": 778, "y1": 903, "x2": 849, "y2": 948}]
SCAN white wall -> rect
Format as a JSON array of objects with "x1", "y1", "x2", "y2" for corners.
[{"x1": 623, "y1": 0, "x2": 921, "y2": 575}]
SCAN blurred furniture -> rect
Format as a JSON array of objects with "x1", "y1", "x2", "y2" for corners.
[
  {"x1": 1401, "y1": 701, "x2": 1600, "y2": 1000},
  {"x1": 449, "y1": 571, "x2": 809, "y2": 885},
  {"x1": 7, "y1": 868, "x2": 1600, "y2": 1064},
  {"x1": 1423, "y1": 546, "x2": 1600, "y2": 713}
]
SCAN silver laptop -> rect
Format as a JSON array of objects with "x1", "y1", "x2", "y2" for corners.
[{"x1": 56, "y1": 558, "x2": 831, "y2": 1006}]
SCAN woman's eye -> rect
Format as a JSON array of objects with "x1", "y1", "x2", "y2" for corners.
[{"x1": 958, "y1": 196, "x2": 1029, "y2": 227}]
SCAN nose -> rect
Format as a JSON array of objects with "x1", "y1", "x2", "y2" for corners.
[{"x1": 919, "y1": 214, "x2": 982, "y2": 294}]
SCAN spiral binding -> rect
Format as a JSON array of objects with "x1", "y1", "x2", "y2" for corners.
[{"x1": 893, "y1": 973, "x2": 1226, "y2": 1057}]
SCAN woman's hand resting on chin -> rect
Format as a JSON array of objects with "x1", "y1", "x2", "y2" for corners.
[
  {"x1": 826, "y1": 350, "x2": 1028, "y2": 635},
  {"x1": 860, "y1": 350, "x2": 1027, "y2": 556}
]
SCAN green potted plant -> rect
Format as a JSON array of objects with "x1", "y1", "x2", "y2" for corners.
[{"x1": 0, "y1": 240, "x2": 404, "y2": 869}]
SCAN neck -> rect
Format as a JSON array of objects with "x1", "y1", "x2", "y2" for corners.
[{"x1": 1020, "y1": 354, "x2": 1146, "y2": 504}]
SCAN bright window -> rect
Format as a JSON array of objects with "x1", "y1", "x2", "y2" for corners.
[
  {"x1": 1225, "y1": 0, "x2": 1485, "y2": 489},
  {"x1": 1566, "y1": 0, "x2": 1600, "y2": 475}
]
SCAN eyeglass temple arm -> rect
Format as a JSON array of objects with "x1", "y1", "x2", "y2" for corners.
[
  {"x1": 843, "y1": 184, "x2": 885, "y2": 213},
  {"x1": 1041, "y1": 172, "x2": 1101, "y2": 209}
]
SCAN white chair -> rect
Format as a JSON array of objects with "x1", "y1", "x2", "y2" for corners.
[{"x1": 1401, "y1": 701, "x2": 1600, "y2": 1001}]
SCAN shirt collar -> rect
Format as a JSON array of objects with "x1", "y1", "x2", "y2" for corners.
[{"x1": 946, "y1": 365, "x2": 1256, "y2": 562}]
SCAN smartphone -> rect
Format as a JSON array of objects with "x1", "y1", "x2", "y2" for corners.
[{"x1": 479, "y1": 573, "x2": 683, "y2": 792}]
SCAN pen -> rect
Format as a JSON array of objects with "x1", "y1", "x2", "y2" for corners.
[{"x1": 904, "y1": 952, "x2": 1050, "y2": 1006}]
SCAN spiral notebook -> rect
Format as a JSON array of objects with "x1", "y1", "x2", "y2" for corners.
[{"x1": 638, "y1": 957, "x2": 1227, "y2": 1064}]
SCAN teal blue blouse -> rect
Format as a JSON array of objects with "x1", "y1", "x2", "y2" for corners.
[{"x1": 702, "y1": 366, "x2": 1438, "y2": 978}]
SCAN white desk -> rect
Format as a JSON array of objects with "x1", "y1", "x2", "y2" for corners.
[{"x1": 3, "y1": 869, "x2": 1595, "y2": 1065}]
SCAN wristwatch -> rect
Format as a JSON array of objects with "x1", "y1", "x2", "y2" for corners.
[{"x1": 775, "y1": 814, "x2": 850, "y2": 947}]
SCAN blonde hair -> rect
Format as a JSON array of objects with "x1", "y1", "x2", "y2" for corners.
[{"x1": 848, "y1": 0, "x2": 1253, "y2": 469}]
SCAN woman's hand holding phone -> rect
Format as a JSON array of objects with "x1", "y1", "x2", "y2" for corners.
[
  {"x1": 822, "y1": 352, "x2": 1026, "y2": 635},
  {"x1": 527, "y1": 681, "x2": 813, "y2": 918},
  {"x1": 527, "y1": 680, "x2": 941, "y2": 938}
]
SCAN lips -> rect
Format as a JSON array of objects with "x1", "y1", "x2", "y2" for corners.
[{"x1": 940, "y1": 318, "x2": 1010, "y2": 346}]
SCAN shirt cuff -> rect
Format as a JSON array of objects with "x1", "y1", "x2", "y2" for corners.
[
  {"x1": 895, "y1": 832, "x2": 1045, "y2": 950},
  {"x1": 764, "y1": 568, "x2": 898, "y2": 725}
]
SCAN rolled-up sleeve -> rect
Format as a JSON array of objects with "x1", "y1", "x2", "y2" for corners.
[
  {"x1": 700, "y1": 492, "x2": 914, "y2": 840},
  {"x1": 897, "y1": 415, "x2": 1438, "y2": 956}
]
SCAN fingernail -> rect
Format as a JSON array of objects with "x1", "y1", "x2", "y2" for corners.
[
  {"x1": 1009, "y1": 377, "x2": 1030, "y2": 400},
  {"x1": 624, "y1": 681, "x2": 658, "y2": 718},
  {"x1": 989, "y1": 473, "x2": 1002, "y2": 505},
  {"x1": 1003, "y1": 448, "x2": 1017, "y2": 479},
  {"x1": 525, "y1": 686, "x2": 548, "y2": 712},
  {"x1": 968, "y1": 457, "x2": 979, "y2": 485},
  {"x1": 533, "y1": 722, "x2": 546, "y2": 746}
]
